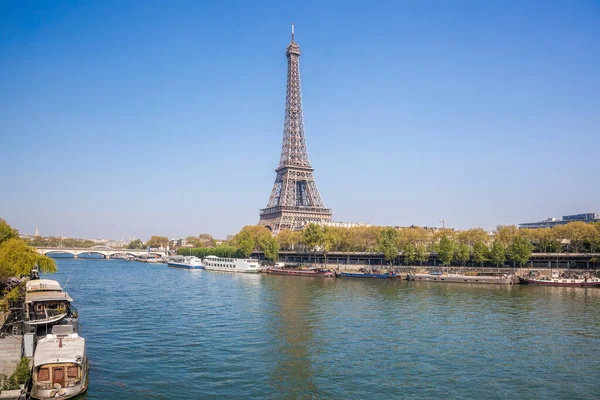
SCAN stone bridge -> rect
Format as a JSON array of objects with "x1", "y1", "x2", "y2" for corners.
[{"x1": 36, "y1": 246, "x2": 167, "y2": 259}]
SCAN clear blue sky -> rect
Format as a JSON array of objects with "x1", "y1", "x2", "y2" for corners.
[{"x1": 1, "y1": 1, "x2": 598, "y2": 240}]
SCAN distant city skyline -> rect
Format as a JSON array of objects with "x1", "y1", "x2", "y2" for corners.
[{"x1": 1, "y1": 1, "x2": 599, "y2": 239}]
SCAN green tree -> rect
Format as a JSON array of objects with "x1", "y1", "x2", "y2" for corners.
[
  {"x1": 0, "y1": 238, "x2": 57, "y2": 282},
  {"x1": 379, "y1": 227, "x2": 400, "y2": 265},
  {"x1": 0, "y1": 219, "x2": 18, "y2": 246},
  {"x1": 455, "y1": 243, "x2": 470, "y2": 266},
  {"x1": 472, "y1": 241, "x2": 489, "y2": 266},
  {"x1": 490, "y1": 241, "x2": 506, "y2": 267},
  {"x1": 403, "y1": 243, "x2": 416, "y2": 266},
  {"x1": 127, "y1": 239, "x2": 145, "y2": 249},
  {"x1": 415, "y1": 244, "x2": 429, "y2": 266},
  {"x1": 302, "y1": 223, "x2": 324, "y2": 263},
  {"x1": 506, "y1": 236, "x2": 534, "y2": 267},
  {"x1": 437, "y1": 235, "x2": 455, "y2": 266},
  {"x1": 322, "y1": 226, "x2": 335, "y2": 266},
  {"x1": 236, "y1": 231, "x2": 254, "y2": 258},
  {"x1": 259, "y1": 235, "x2": 279, "y2": 262},
  {"x1": 276, "y1": 229, "x2": 302, "y2": 251}
]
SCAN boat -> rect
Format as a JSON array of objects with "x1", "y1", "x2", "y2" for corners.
[
  {"x1": 24, "y1": 279, "x2": 79, "y2": 334},
  {"x1": 202, "y1": 256, "x2": 260, "y2": 273},
  {"x1": 407, "y1": 272, "x2": 517, "y2": 284},
  {"x1": 31, "y1": 325, "x2": 89, "y2": 400},
  {"x1": 522, "y1": 271, "x2": 600, "y2": 287},
  {"x1": 167, "y1": 256, "x2": 204, "y2": 269},
  {"x1": 336, "y1": 267, "x2": 399, "y2": 279},
  {"x1": 266, "y1": 267, "x2": 334, "y2": 277}
]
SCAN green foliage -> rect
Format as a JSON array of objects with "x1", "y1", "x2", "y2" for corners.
[
  {"x1": 437, "y1": 236, "x2": 456, "y2": 266},
  {"x1": 127, "y1": 239, "x2": 145, "y2": 249},
  {"x1": 378, "y1": 227, "x2": 400, "y2": 264},
  {"x1": 506, "y1": 236, "x2": 534, "y2": 266},
  {"x1": 403, "y1": 243, "x2": 416, "y2": 265},
  {"x1": 0, "y1": 219, "x2": 18, "y2": 246},
  {"x1": 490, "y1": 241, "x2": 506, "y2": 267},
  {"x1": 236, "y1": 231, "x2": 254, "y2": 258},
  {"x1": 13, "y1": 357, "x2": 30, "y2": 385},
  {"x1": 455, "y1": 243, "x2": 470, "y2": 266},
  {"x1": 0, "y1": 238, "x2": 57, "y2": 281},
  {"x1": 276, "y1": 229, "x2": 302, "y2": 251},
  {"x1": 415, "y1": 244, "x2": 429, "y2": 266},
  {"x1": 6, "y1": 286, "x2": 20, "y2": 302},
  {"x1": 472, "y1": 241, "x2": 489, "y2": 266},
  {"x1": 301, "y1": 223, "x2": 324, "y2": 251},
  {"x1": 0, "y1": 358, "x2": 29, "y2": 390},
  {"x1": 177, "y1": 245, "x2": 243, "y2": 258},
  {"x1": 27, "y1": 236, "x2": 96, "y2": 248},
  {"x1": 260, "y1": 236, "x2": 280, "y2": 262},
  {"x1": 0, "y1": 372, "x2": 19, "y2": 390}
]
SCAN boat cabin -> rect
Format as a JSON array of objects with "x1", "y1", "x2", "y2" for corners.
[
  {"x1": 24, "y1": 279, "x2": 78, "y2": 330},
  {"x1": 32, "y1": 325, "x2": 88, "y2": 399}
]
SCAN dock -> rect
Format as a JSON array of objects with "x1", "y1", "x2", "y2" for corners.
[{"x1": 0, "y1": 335, "x2": 22, "y2": 377}]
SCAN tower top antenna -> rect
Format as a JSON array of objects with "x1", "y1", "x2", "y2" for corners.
[{"x1": 291, "y1": 22, "x2": 295, "y2": 42}]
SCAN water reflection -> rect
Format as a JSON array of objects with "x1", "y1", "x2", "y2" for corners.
[{"x1": 263, "y1": 276, "x2": 330, "y2": 398}]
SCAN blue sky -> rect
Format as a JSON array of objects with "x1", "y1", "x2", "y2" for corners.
[{"x1": 1, "y1": 1, "x2": 598, "y2": 240}]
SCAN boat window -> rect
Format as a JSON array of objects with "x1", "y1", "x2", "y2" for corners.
[
  {"x1": 36, "y1": 303, "x2": 44, "y2": 312},
  {"x1": 38, "y1": 368, "x2": 50, "y2": 381},
  {"x1": 67, "y1": 366, "x2": 78, "y2": 378}
]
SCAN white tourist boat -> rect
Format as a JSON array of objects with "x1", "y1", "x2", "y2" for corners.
[
  {"x1": 202, "y1": 256, "x2": 260, "y2": 273},
  {"x1": 167, "y1": 256, "x2": 204, "y2": 269},
  {"x1": 31, "y1": 325, "x2": 89, "y2": 400}
]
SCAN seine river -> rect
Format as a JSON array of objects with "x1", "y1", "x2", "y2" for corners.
[{"x1": 46, "y1": 258, "x2": 600, "y2": 399}]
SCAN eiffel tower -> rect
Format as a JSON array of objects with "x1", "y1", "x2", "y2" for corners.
[{"x1": 259, "y1": 24, "x2": 332, "y2": 234}]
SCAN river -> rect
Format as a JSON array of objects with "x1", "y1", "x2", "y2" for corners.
[{"x1": 45, "y1": 258, "x2": 600, "y2": 399}]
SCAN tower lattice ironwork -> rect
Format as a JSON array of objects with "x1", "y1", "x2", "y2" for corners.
[{"x1": 259, "y1": 25, "x2": 332, "y2": 234}]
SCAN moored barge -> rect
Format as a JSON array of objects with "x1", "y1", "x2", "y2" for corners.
[
  {"x1": 336, "y1": 268, "x2": 399, "y2": 279},
  {"x1": 31, "y1": 325, "x2": 89, "y2": 400},
  {"x1": 266, "y1": 267, "x2": 334, "y2": 277},
  {"x1": 407, "y1": 272, "x2": 517, "y2": 284},
  {"x1": 522, "y1": 271, "x2": 600, "y2": 287}
]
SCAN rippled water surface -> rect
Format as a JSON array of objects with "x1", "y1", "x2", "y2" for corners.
[{"x1": 47, "y1": 259, "x2": 600, "y2": 399}]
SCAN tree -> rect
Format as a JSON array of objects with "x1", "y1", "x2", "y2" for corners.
[
  {"x1": 403, "y1": 243, "x2": 416, "y2": 266},
  {"x1": 437, "y1": 235, "x2": 455, "y2": 266},
  {"x1": 276, "y1": 229, "x2": 302, "y2": 251},
  {"x1": 495, "y1": 225, "x2": 519, "y2": 247},
  {"x1": 379, "y1": 227, "x2": 400, "y2": 265},
  {"x1": 0, "y1": 238, "x2": 56, "y2": 282},
  {"x1": 455, "y1": 243, "x2": 470, "y2": 266},
  {"x1": 302, "y1": 224, "x2": 324, "y2": 263},
  {"x1": 259, "y1": 236, "x2": 279, "y2": 262},
  {"x1": 506, "y1": 236, "x2": 534, "y2": 267},
  {"x1": 472, "y1": 241, "x2": 489, "y2": 267},
  {"x1": 235, "y1": 232, "x2": 253, "y2": 258},
  {"x1": 198, "y1": 234, "x2": 217, "y2": 248},
  {"x1": 415, "y1": 244, "x2": 429, "y2": 266},
  {"x1": 127, "y1": 239, "x2": 145, "y2": 249},
  {"x1": 145, "y1": 236, "x2": 169, "y2": 249},
  {"x1": 0, "y1": 219, "x2": 18, "y2": 246},
  {"x1": 490, "y1": 241, "x2": 506, "y2": 267},
  {"x1": 322, "y1": 226, "x2": 335, "y2": 266}
]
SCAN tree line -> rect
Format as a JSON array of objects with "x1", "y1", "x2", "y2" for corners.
[
  {"x1": 0, "y1": 219, "x2": 57, "y2": 312},
  {"x1": 169, "y1": 221, "x2": 600, "y2": 267}
]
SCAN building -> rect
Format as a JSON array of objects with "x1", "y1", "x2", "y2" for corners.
[
  {"x1": 519, "y1": 212, "x2": 600, "y2": 229},
  {"x1": 258, "y1": 25, "x2": 332, "y2": 234}
]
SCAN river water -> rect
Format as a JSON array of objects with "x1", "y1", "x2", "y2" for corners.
[{"x1": 45, "y1": 258, "x2": 600, "y2": 399}]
